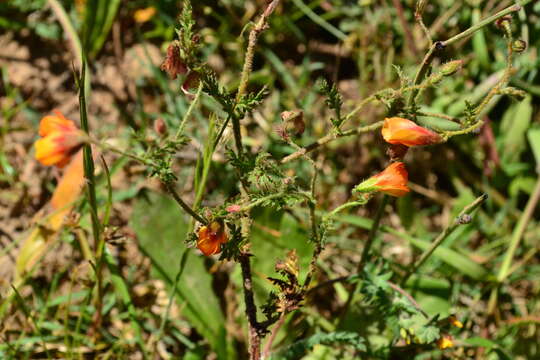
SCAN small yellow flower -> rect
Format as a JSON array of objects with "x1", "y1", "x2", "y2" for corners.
[
  {"x1": 34, "y1": 111, "x2": 86, "y2": 168},
  {"x1": 134, "y1": 7, "x2": 157, "y2": 24},
  {"x1": 449, "y1": 315, "x2": 463, "y2": 328},
  {"x1": 437, "y1": 335, "x2": 454, "y2": 350}
]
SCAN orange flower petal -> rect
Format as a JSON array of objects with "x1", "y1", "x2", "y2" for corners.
[
  {"x1": 197, "y1": 222, "x2": 228, "y2": 256},
  {"x1": 35, "y1": 131, "x2": 84, "y2": 168},
  {"x1": 50, "y1": 151, "x2": 85, "y2": 229},
  {"x1": 372, "y1": 162, "x2": 410, "y2": 197},
  {"x1": 39, "y1": 111, "x2": 77, "y2": 137},
  {"x1": 382, "y1": 117, "x2": 442, "y2": 147}
]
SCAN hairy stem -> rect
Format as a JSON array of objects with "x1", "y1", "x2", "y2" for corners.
[
  {"x1": 163, "y1": 181, "x2": 207, "y2": 225},
  {"x1": 240, "y1": 253, "x2": 262, "y2": 360},
  {"x1": 407, "y1": 2, "x2": 524, "y2": 108},
  {"x1": 79, "y1": 59, "x2": 104, "y2": 335}
]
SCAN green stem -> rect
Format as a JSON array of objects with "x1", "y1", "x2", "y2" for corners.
[
  {"x1": 91, "y1": 139, "x2": 151, "y2": 165},
  {"x1": 238, "y1": 192, "x2": 286, "y2": 212},
  {"x1": 176, "y1": 82, "x2": 203, "y2": 141},
  {"x1": 79, "y1": 58, "x2": 105, "y2": 334},
  {"x1": 497, "y1": 177, "x2": 540, "y2": 282},
  {"x1": 163, "y1": 181, "x2": 207, "y2": 225},
  {"x1": 281, "y1": 121, "x2": 384, "y2": 163},
  {"x1": 400, "y1": 194, "x2": 487, "y2": 285},
  {"x1": 407, "y1": 2, "x2": 524, "y2": 108},
  {"x1": 325, "y1": 200, "x2": 367, "y2": 220}
]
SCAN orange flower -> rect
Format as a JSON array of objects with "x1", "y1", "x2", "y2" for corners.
[
  {"x1": 197, "y1": 221, "x2": 228, "y2": 256},
  {"x1": 437, "y1": 335, "x2": 454, "y2": 350},
  {"x1": 133, "y1": 6, "x2": 156, "y2": 23},
  {"x1": 354, "y1": 162, "x2": 410, "y2": 197},
  {"x1": 382, "y1": 117, "x2": 442, "y2": 147},
  {"x1": 34, "y1": 111, "x2": 86, "y2": 168}
]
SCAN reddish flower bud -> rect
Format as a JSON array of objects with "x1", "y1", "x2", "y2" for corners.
[
  {"x1": 153, "y1": 118, "x2": 167, "y2": 136},
  {"x1": 197, "y1": 221, "x2": 228, "y2": 256},
  {"x1": 226, "y1": 204, "x2": 241, "y2": 213},
  {"x1": 181, "y1": 71, "x2": 200, "y2": 97},
  {"x1": 160, "y1": 43, "x2": 187, "y2": 79},
  {"x1": 354, "y1": 162, "x2": 410, "y2": 197},
  {"x1": 382, "y1": 117, "x2": 442, "y2": 147}
]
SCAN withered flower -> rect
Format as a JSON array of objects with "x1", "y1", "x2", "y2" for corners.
[{"x1": 161, "y1": 43, "x2": 187, "y2": 79}]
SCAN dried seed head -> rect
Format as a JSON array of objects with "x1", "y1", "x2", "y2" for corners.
[{"x1": 280, "y1": 110, "x2": 305, "y2": 136}]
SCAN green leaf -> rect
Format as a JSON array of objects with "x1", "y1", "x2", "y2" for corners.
[
  {"x1": 408, "y1": 238, "x2": 489, "y2": 280},
  {"x1": 130, "y1": 192, "x2": 228, "y2": 357},
  {"x1": 269, "y1": 331, "x2": 366, "y2": 359},
  {"x1": 500, "y1": 96, "x2": 533, "y2": 166},
  {"x1": 81, "y1": 0, "x2": 121, "y2": 58},
  {"x1": 527, "y1": 127, "x2": 540, "y2": 170},
  {"x1": 415, "y1": 325, "x2": 440, "y2": 344},
  {"x1": 416, "y1": 116, "x2": 461, "y2": 131},
  {"x1": 337, "y1": 214, "x2": 489, "y2": 280}
]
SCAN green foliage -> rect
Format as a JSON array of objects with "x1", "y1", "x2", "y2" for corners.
[
  {"x1": 81, "y1": 0, "x2": 121, "y2": 58},
  {"x1": 270, "y1": 331, "x2": 366, "y2": 360},
  {"x1": 318, "y1": 79, "x2": 343, "y2": 129},
  {"x1": 130, "y1": 192, "x2": 229, "y2": 358}
]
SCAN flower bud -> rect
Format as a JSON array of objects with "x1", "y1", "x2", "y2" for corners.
[
  {"x1": 181, "y1": 71, "x2": 200, "y2": 98},
  {"x1": 440, "y1": 60, "x2": 463, "y2": 76},
  {"x1": 382, "y1": 117, "x2": 442, "y2": 147},
  {"x1": 153, "y1": 118, "x2": 167, "y2": 136},
  {"x1": 512, "y1": 39, "x2": 527, "y2": 53}
]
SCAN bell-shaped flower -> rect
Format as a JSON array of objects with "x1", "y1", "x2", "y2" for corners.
[{"x1": 354, "y1": 162, "x2": 410, "y2": 197}]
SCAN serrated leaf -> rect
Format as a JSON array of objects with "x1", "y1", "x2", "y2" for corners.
[{"x1": 416, "y1": 325, "x2": 440, "y2": 344}]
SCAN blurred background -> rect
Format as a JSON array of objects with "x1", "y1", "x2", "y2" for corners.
[{"x1": 1, "y1": 0, "x2": 540, "y2": 359}]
